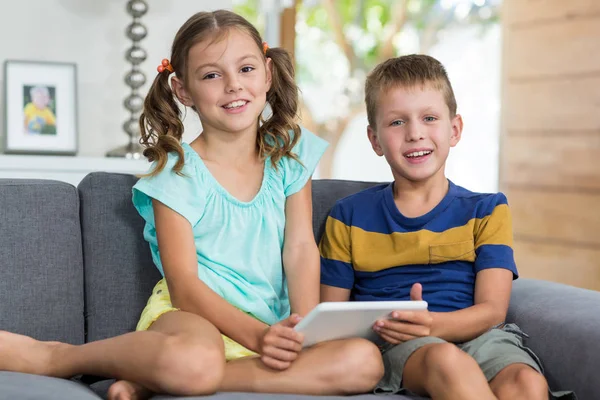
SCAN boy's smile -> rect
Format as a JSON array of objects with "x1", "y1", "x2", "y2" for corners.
[
  {"x1": 403, "y1": 148, "x2": 433, "y2": 164},
  {"x1": 367, "y1": 85, "x2": 463, "y2": 185}
]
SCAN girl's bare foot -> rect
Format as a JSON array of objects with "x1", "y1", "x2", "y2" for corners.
[
  {"x1": 108, "y1": 380, "x2": 153, "y2": 400},
  {"x1": 0, "y1": 331, "x2": 66, "y2": 376}
]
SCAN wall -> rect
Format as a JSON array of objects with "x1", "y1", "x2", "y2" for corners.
[
  {"x1": 501, "y1": 0, "x2": 600, "y2": 290},
  {"x1": 0, "y1": 0, "x2": 231, "y2": 156}
]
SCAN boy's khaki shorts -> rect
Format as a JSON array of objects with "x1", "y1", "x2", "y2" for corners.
[
  {"x1": 136, "y1": 279, "x2": 258, "y2": 361},
  {"x1": 375, "y1": 323, "x2": 575, "y2": 399}
]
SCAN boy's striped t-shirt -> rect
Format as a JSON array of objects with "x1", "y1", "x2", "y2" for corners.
[{"x1": 319, "y1": 181, "x2": 518, "y2": 312}]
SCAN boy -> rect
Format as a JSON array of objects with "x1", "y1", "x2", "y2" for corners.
[{"x1": 319, "y1": 55, "x2": 574, "y2": 400}]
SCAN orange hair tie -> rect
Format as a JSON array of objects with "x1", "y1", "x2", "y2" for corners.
[
  {"x1": 262, "y1": 42, "x2": 269, "y2": 55},
  {"x1": 157, "y1": 58, "x2": 174, "y2": 74}
]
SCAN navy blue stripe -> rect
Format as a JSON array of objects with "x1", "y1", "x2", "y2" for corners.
[
  {"x1": 332, "y1": 182, "x2": 508, "y2": 234},
  {"x1": 320, "y1": 257, "x2": 354, "y2": 289},
  {"x1": 351, "y1": 262, "x2": 472, "y2": 312}
]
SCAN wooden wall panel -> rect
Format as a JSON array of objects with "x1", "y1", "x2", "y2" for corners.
[
  {"x1": 501, "y1": 1, "x2": 600, "y2": 290},
  {"x1": 502, "y1": 0, "x2": 600, "y2": 25},
  {"x1": 505, "y1": 18, "x2": 600, "y2": 78},
  {"x1": 503, "y1": 133, "x2": 600, "y2": 190},
  {"x1": 504, "y1": 78, "x2": 600, "y2": 132},
  {"x1": 507, "y1": 189, "x2": 600, "y2": 246},
  {"x1": 514, "y1": 241, "x2": 600, "y2": 292}
]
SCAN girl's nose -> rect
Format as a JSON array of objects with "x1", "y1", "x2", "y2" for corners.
[{"x1": 225, "y1": 76, "x2": 243, "y2": 93}]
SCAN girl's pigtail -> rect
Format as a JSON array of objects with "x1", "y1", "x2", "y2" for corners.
[
  {"x1": 258, "y1": 47, "x2": 301, "y2": 166},
  {"x1": 139, "y1": 62, "x2": 185, "y2": 176}
]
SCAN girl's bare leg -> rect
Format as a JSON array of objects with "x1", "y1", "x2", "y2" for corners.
[
  {"x1": 220, "y1": 338, "x2": 384, "y2": 395},
  {"x1": 0, "y1": 311, "x2": 225, "y2": 396}
]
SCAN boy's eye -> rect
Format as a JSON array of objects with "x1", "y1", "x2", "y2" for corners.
[
  {"x1": 203, "y1": 73, "x2": 219, "y2": 80},
  {"x1": 241, "y1": 66, "x2": 255, "y2": 73},
  {"x1": 391, "y1": 120, "x2": 404, "y2": 126},
  {"x1": 424, "y1": 116, "x2": 437, "y2": 122}
]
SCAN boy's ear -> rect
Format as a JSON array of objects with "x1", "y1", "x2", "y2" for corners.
[
  {"x1": 171, "y1": 77, "x2": 195, "y2": 107},
  {"x1": 265, "y1": 57, "x2": 273, "y2": 92},
  {"x1": 367, "y1": 125, "x2": 384, "y2": 156},
  {"x1": 449, "y1": 114, "x2": 463, "y2": 147}
]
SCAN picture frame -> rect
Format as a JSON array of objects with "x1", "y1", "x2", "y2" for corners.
[{"x1": 3, "y1": 60, "x2": 78, "y2": 155}]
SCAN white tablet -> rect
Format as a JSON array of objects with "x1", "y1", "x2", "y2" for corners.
[{"x1": 294, "y1": 301, "x2": 428, "y2": 347}]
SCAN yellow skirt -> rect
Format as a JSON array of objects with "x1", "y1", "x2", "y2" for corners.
[{"x1": 136, "y1": 279, "x2": 257, "y2": 361}]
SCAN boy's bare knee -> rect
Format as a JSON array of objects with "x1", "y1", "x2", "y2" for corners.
[
  {"x1": 511, "y1": 367, "x2": 548, "y2": 399},
  {"x1": 332, "y1": 338, "x2": 384, "y2": 394},
  {"x1": 422, "y1": 343, "x2": 473, "y2": 381},
  {"x1": 154, "y1": 335, "x2": 224, "y2": 395}
]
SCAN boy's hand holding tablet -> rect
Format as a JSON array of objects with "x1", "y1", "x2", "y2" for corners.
[
  {"x1": 372, "y1": 283, "x2": 434, "y2": 345},
  {"x1": 294, "y1": 284, "x2": 429, "y2": 348}
]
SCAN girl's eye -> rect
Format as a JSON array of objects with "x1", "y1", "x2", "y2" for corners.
[
  {"x1": 391, "y1": 120, "x2": 404, "y2": 126},
  {"x1": 241, "y1": 66, "x2": 255, "y2": 73},
  {"x1": 424, "y1": 116, "x2": 437, "y2": 122},
  {"x1": 203, "y1": 73, "x2": 219, "y2": 80}
]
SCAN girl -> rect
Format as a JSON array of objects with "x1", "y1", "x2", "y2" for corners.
[{"x1": 0, "y1": 10, "x2": 383, "y2": 400}]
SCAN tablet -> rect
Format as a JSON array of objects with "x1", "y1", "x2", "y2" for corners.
[{"x1": 294, "y1": 301, "x2": 428, "y2": 347}]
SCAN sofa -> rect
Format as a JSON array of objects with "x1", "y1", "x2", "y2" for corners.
[{"x1": 0, "y1": 172, "x2": 598, "y2": 400}]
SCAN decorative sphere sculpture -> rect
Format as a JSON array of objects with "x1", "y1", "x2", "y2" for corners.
[{"x1": 107, "y1": 0, "x2": 148, "y2": 159}]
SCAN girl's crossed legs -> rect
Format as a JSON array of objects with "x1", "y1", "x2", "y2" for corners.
[{"x1": 0, "y1": 311, "x2": 384, "y2": 399}]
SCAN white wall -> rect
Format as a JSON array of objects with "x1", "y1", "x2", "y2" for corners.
[{"x1": 0, "y1": 0, "x2": 231, "y2": 156}]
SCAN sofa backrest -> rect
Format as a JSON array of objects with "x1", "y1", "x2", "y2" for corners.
[
  {"x1": 77, "y1": 172, "x2": 381, "y2": 341},
  {"x1": 0, "y1": 180, "x2": 84, "y2": 344},
  {"x1": 311, "y1": 179, "x2": 382, "y2": 242},
  {"x1": 78, "y1": 173, "x2": 161, "y2": 342}
]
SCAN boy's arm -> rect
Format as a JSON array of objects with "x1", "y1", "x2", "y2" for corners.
[
  {"x1": 153, "y1": 199, "x2": 268, "y2": 352},
  {"x1": 431, "y1": 197, "x2": 516, "y2": 342},
  {"x1": 282, "y1": 179, "x2": 320, "y2": 317},
  {"x1": 430, "y1": 268, "x2": 512, "y2": 342},
  {"x1": 432, "y1": 196, "x2": 517, "y2": 342}
]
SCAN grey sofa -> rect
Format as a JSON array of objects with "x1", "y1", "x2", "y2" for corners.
[{"x1": 0, "y1": 173, "x2": 598, "y2": 400}]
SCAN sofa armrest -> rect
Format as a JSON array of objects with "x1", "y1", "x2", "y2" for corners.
[{"x1": 507, "y1": 278, "x2": 600, "y2": 399}]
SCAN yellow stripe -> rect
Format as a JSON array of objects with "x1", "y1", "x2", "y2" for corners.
[
  {"x1": 473, "y1": 204, "x2": 513, "y2": 248},
  {"x1": 320, "y1": 204, "x2": 513, "y2": 273},
  {"x1": 352, "y1": 223, "x2": 477, "y2": 272},
  {"x1": 319, "y1": 216, "x2": 351, "y2": 263}
]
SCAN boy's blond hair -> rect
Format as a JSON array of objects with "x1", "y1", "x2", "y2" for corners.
[{"x1": 364, "y1": 54, "x2": 457, "y2": 128}]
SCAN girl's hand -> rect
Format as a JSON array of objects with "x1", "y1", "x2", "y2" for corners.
[
  {"x1": 373, "y1": 283, "x2": 434, "y2": 345},
  {"x1": 258, "y1": 314, "x2": 304, "y2": 370}
]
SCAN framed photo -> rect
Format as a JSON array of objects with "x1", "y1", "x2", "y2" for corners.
[{"x1": 3, "y1": 60, "x2": 78, "y2": 155}]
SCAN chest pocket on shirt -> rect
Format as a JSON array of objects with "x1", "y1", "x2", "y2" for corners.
[{"x1": 429, "y1": 240, "x2": 475, "y2": 264}]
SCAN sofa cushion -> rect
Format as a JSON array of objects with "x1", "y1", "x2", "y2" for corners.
[
  {"x1": 78, "y1": 172, "x2": 161, "y2": 343},
  {"x1": 0, "y1": 372, "x2": 101, "y2": 399},
  {"x1": 0, "y1": 179, "x2": 84, "y2": 344}
]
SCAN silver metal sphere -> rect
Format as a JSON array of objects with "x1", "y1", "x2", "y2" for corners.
[
  {"x1": 123, "y1": 117, "x2": 140, "y2": 136},
  {"x1": 126, "y1": 0, "x2": 148, "y2": 18},
  {"x1": 126, "y1": 22, "x2": 147, "y2": 41},
  {"x1": 124, "y1": 94, "x2": 144, "y2": 113},
  {"x1": 125, "y1": 45, "x2": 147, "y2": 65},
  {"x1": 124, "y1": 70, "x2": 146, "y2": 89}
]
